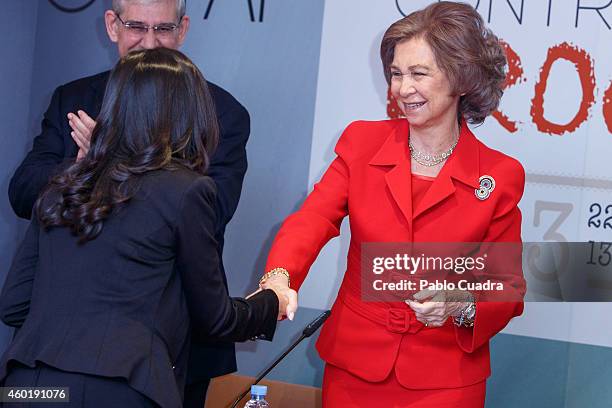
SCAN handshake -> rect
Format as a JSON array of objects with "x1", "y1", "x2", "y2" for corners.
[{"x1": 248, "y1": 269, "x2": 298, "y2": 321}]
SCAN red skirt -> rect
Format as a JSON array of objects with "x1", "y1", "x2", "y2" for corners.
[{"x1": 322, "y1": 363, "x2": 486, "y2": 408}]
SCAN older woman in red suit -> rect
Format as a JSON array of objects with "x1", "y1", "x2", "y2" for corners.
[{"x1": 259, "y1": 2, "x2": 525, "y2": 407}]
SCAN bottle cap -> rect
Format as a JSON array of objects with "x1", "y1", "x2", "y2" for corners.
[{"x1": 251, "y1": 385, "x2": 267, "y2": 396}]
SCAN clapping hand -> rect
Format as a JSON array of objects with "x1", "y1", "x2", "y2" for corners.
[{"x1": 68, "y1": 110, "x2": 96, "y2": 161}]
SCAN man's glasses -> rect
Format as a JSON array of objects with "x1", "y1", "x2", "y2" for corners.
[{"x1": 115, "y1": 13, "x2": 181, "y2": 38}]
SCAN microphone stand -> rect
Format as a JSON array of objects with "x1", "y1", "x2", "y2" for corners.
[{"x1": 229, "y1": 310, "x2": 331, "y2": 408}]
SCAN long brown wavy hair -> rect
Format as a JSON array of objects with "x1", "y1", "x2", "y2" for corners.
[{"x1": 35, "y1": 48, "x2": 219, "y2": 242}]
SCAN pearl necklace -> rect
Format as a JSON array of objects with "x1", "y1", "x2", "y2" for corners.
[{"x1": 409, "y1": 136, "x2": 459, "y2": 167}]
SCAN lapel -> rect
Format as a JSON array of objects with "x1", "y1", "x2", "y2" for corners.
[
  {"x1": 413, "y1": 121, "x2": 481, "y2": 219},
  {"x1": 368, "y1": 119, "x2": 481, "y2": 228},
  {"x1": 368, "y1": 120, "x2": 413, "y2": 231},
  {"x1": 89, "y1": 71, "x2": 110, "y2": 116}
]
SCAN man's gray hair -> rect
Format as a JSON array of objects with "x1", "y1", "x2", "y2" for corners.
[{"x1": 112, "y1": 0, "x2": 186, "y2": 19}]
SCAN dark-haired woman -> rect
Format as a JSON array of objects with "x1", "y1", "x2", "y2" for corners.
[
  {"x1": 260, "y1": 2, "x2": 525, "y2": 407},
  {"x1": 0, "y1": 48, "x2": 297, "y2": 408}
]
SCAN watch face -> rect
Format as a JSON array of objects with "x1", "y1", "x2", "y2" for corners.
[
  {"x1": 48, "y1": 0, "x2": 96, "y2": 13},
  {"x1": 466, "y1": 304, "x2": 476, "y2": 320}
]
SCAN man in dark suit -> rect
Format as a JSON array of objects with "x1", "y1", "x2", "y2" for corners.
[{"x1": 8, "y1": 1, "x2": 249, "y2": 406}]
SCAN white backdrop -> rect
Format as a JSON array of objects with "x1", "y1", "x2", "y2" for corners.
[{"x1": 298, "y1": 0, "x2": 612, "y2": 348}]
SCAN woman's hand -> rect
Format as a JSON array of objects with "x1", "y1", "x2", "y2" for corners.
[
  {"x1": 405, "y1": 290, "x2": 472, "y2": 328},
  {"x1": 259, "y1": 274, "x2": 298, "y2": 321}
]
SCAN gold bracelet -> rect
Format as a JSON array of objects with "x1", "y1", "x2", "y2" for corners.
[{"x1": 259, "y1": 267, "x2": 290, "y2": 288}]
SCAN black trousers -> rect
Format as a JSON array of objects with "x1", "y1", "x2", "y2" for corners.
[{"x1": 2, "y1": 363, "x2": 157, "y2": 407}]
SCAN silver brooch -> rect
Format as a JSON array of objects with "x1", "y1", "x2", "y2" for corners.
[{"x1": 475, "y1": 175, "x2": 495, "y2": 200}]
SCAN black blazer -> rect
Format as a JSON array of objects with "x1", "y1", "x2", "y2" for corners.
[
  {"x1": 0, "y1": 168, "x2": 277, "y2": 408},
  {"x1": 7, "y1": 71, "x2": 250, "y2": 379}
]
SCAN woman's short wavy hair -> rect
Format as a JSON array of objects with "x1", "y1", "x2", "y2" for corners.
[{"x1": 380, "y1": 1, "x2": 507, "y2": 124}]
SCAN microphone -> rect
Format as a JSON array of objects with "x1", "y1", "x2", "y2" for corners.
[
  {"x1": 229, "y1": 310, "x2": 331, "y2": 408},
  {"x1": 302, "y1": 310, "x2": 331, "y2": 337}
]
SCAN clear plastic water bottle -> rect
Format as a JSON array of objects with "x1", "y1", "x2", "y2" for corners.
[{"x1": 244, "y1": 385, "x2": 270, "y2": 407}]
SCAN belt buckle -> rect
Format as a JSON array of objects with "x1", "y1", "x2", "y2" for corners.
[{"x1": 386, "y1": 308, "x2": 410, "y2": 334}]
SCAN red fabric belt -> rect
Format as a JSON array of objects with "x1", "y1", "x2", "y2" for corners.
[{"x1": 339, "y1": 284, "x2": 425, "y2": 335}]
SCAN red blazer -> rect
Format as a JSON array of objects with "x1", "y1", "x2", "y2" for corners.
[{"x1": 266, "y1": 119, "x2": 526, "y2": 389}]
